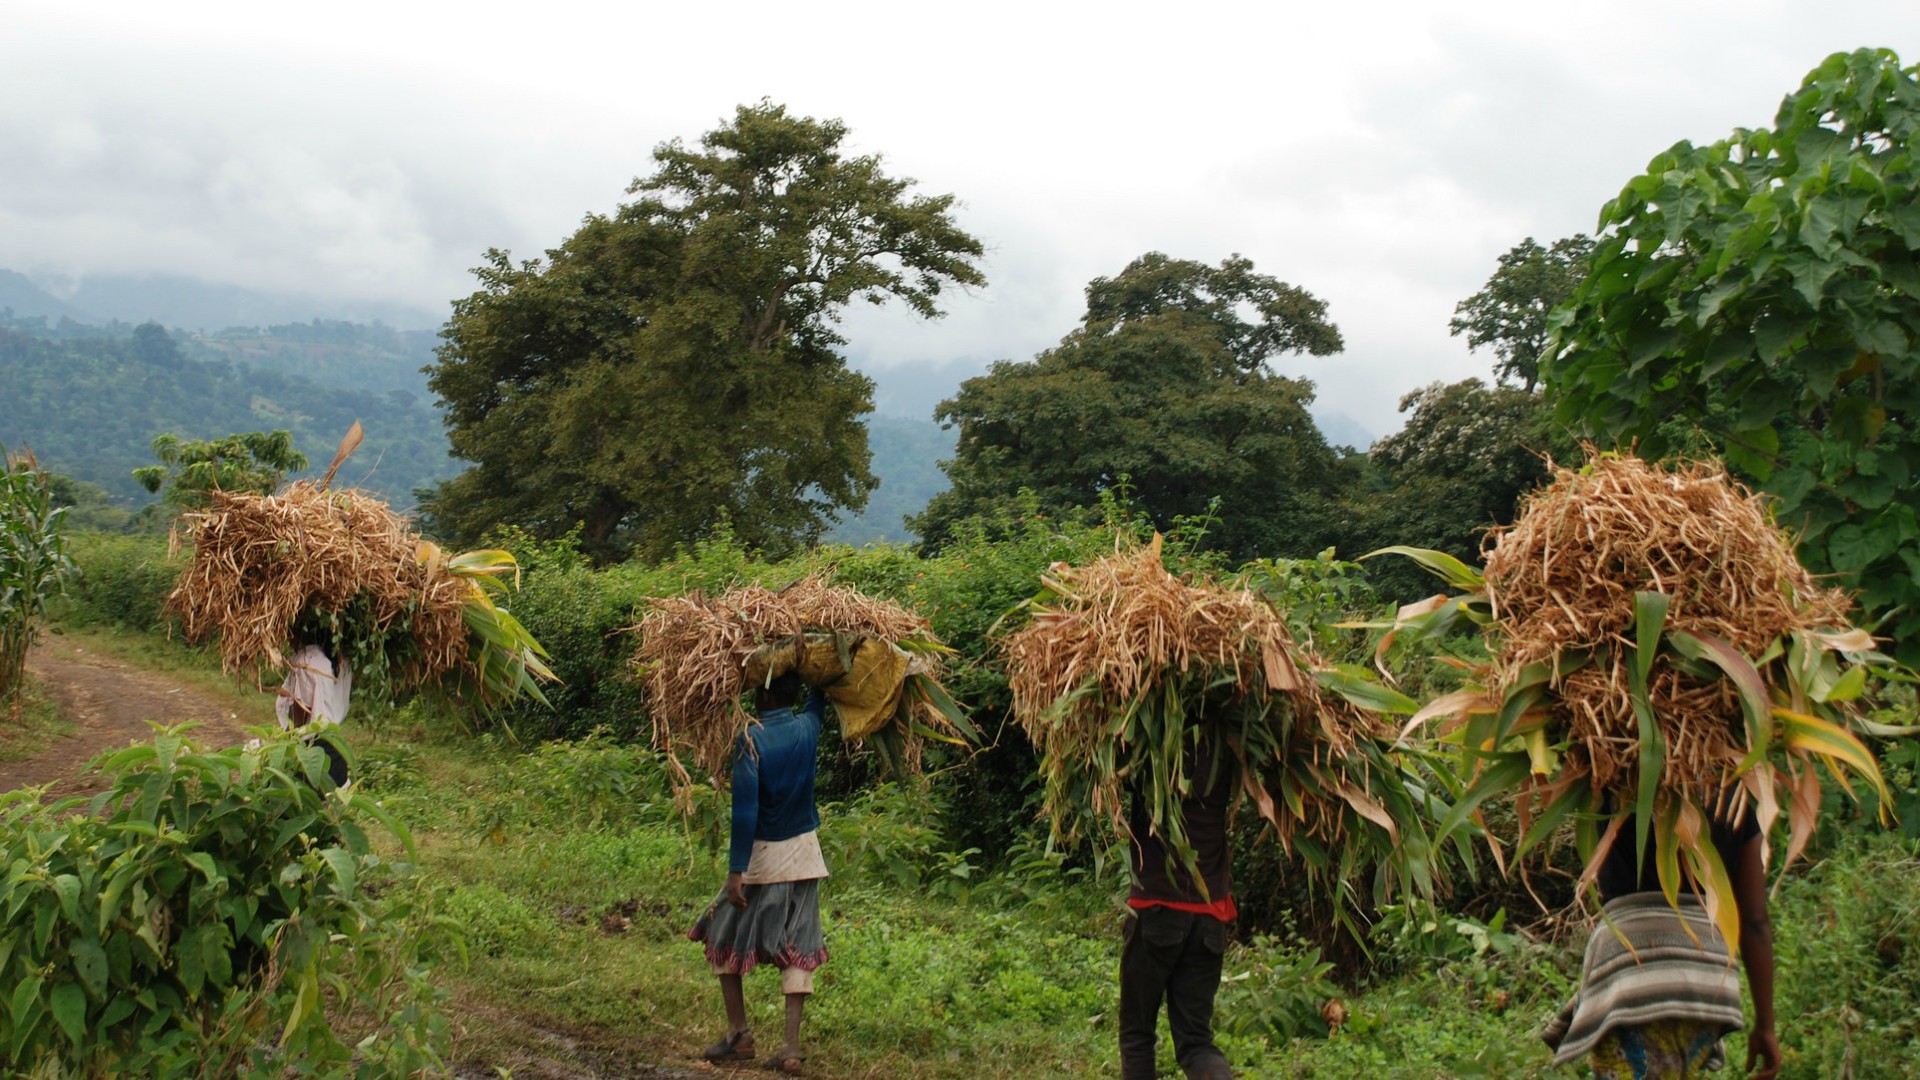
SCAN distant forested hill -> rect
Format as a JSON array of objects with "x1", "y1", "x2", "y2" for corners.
[
  {"x1": 185, "y1": 320, "x2": 439, "y2": 399},
  {"x1": 825, "y1": 416, "x2": 954, "y2": 546},
  {"x1": 0, "y1": 323, "x2": 452, "y2": 509}
]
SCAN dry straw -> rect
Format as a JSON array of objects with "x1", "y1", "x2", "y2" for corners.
[
  {"x1": 633, "y1": 574, "x2": 955, "y2": 782},
  {"x1": 1005, "y1": 535, "x2": 1389, "y2": 859},
  {"x1": 1483, "y1": 454, "x2": 1852, "y2": 802},
  {"x1": 166, "y1": 483, "x2": 471, "y2": 689}
]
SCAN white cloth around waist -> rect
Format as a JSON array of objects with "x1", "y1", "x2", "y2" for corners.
[{"x1": 744, "y1": 830, "x2": 829, "y2": 884}]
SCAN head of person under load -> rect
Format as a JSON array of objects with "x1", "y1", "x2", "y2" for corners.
[{"x1": 754, "y1": 671, "x2": 807, "y2": 716}]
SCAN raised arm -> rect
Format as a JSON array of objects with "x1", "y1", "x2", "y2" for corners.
[{"x1": 1732, "y1": 829, "x2": 1780, "y2": 1079}]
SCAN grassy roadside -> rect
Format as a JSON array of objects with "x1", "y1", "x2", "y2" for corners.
[
  {"x1": 44, "y1": 624, "x2": 1920, "y2": 1079},
  {"x1": 0, "y1": 676, "x2": 75, "y2": 762}
]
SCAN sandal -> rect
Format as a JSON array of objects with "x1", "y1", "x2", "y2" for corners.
[
  {"x1": 702, "y1": 1030, "x2": 754, "y2": 1062},
  {"x1": 763, "y1": 1054, "x2": 805, "y2": 1075}
]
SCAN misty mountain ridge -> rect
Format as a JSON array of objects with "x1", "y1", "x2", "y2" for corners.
[{"x1": 4, "y1": 267, "x2": 443, "y2": 333}]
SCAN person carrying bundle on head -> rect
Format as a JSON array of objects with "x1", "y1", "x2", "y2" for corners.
[
  {"x1": 275, "y1": 636, "x2": 353, "y2": 789},
  {"x1": 1120, "y1": 732, "x2": 1236, "y2": 1080},
  {"x1": 690, "y1": 666, "x2": 829, "y2": 1077},
  {"x1": 1543, "y1": 804, "x2": 1780, "y2": 1080}
]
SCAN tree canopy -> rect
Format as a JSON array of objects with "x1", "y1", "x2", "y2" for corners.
[
  {"x1": 1449, "y1": 235, "x2": 1593, "y2": 391},
  {"x1": 913, "y1": 253, "x2": 1348, "y2": 558},
  {"x1": 426, "y1": 102, "x2": 986, "y2": 562},
  {"x1": 132, "y1": 430, "x2": 307, "y2": 510},
  {"x1": 1543, "y1": 48, "x2": 1920, "y2": 660},
  {"x1": 1346, "y1": 378, "x2": 1555, "y2": 599}
]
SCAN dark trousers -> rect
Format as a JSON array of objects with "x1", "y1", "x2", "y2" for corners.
[{"x1": 1119, "y1": 906, "x2": 1232, "y2": 1080}]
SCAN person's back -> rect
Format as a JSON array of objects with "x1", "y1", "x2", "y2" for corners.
[
  {"x1": 732, "y1": 690, "x2": 823, "y2": 865},
  {"x1": 693, "y1": 671, "x2": 830, "y2": 1076},
  {"x1": 1119, "y1": 735, "x2": 1236, "y2": 1080}
]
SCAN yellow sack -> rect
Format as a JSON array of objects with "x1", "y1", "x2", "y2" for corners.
[
  {"x1": 744, "y1": 633, "x2": 911, "y2": 741},
  {"x1": 797, "y1": 635, "x2": 911, "y2": 741}
]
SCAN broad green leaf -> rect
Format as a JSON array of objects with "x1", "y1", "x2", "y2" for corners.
[
  {"x1": 71, "y1": 939, "x2": 108, "y2": 1001},
  {"x1": 1362, "y1": 546, "x2": 1485, "y2": 592},
  {"x1": 1315, "y1": 667, "x2": 1420, "y2": 716},
  {"x1": 49, "y1": 982, "x2": 85, "y2": 1046}
]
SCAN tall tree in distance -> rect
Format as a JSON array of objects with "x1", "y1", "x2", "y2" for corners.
[
  {"x1": 426, "y1": 102, "x2": 986, "y2": 562},
  {"x1": 1450, "y1": 235, "x2": 1593, "y2": 391},
  {"x1": 914, "y1": 253, "x2": 1347, "y2": 558}
]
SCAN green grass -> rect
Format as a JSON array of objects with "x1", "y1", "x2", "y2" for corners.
[
  {"x1": 47, "y1": 624, "x2": 1920, "y2": 1079},
  {"x1": 0, "y1": 675, "x2": 75, "y2": 762}
]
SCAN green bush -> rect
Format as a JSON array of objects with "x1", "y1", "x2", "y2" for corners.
[
  {"x1": 0, "y1": 728, "x2": 451, "y2": 1076},
  {"x1": 57, "y1": 531, "x2": 178, "y2": 631}
]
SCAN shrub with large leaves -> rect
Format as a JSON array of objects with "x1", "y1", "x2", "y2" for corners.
[
  {"x1": 1543, "y1": 48, "x2": 1920, "y2": 662},
  {"x1": 0, "y1": 729, "x2": 449, "y2": 1076}
]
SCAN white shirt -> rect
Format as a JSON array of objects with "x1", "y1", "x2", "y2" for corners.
[{"x1": 276, "y1": 645, "x2": 353, "y2": 731}]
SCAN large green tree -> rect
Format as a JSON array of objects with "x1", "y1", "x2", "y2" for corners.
[
  {"x1": 913, "y1": 253, "x2": 1347, "y2": 557},
  {"x1": 426, "y1": 102, "x2": 986, "y2": 562},
  {"x1": 1344, "y1": 379, "x2": 1555, "y2": 599},
  {"x1": 1543, "y1": 49, "x2": 1920, "y2": 660},
  {"x1": 1449, "y1": 235, "x2": 1594, "y2": 391}
]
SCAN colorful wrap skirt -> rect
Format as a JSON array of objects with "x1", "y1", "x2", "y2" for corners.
[
  {"x1": 1589, "y1": 1019, "x2": 1725, "y2": 1079},
  {"x1": 689, "y1": 878, "x2": 828, "y2": 990}
]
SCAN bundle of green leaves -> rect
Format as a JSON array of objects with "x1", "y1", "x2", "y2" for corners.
[
  {"x1": 1004, "y1": 537, "x2": 1436, "y2": 930},
  {"x1": 1377, "y1": 454, "x2": 1911, "y2": 946},
  {"x1": 0, "y1": 729, "x2": 450, "y2": 1076}
]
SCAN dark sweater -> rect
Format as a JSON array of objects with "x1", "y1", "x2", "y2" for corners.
[
  {"x1": 1127, "y1": 740, "x2": 1234, "y2": 905},
  {"x1": 1598, "y1": 808, "x2": 1759, "y2": 901},
  {"x1": 727, "y1": 690, "x2": 824, "y2": 873}
]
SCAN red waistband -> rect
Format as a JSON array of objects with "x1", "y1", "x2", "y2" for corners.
[{"x1": 1127, "y1": 895, "x2": 1237, "y2": 922}]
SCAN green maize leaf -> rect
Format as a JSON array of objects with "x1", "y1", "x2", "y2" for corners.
[
  {"x1": 1632, "y1": 592, "x2": 1669, "y2": 687},
  {"x1": 1363, "y1": 546, "x2": 1486, "y2": 592},
  {"x1": 1854, "y1": 715, "x2": 1920, "y2": 737},
  {"x1": 1817, "y1": 664, "x2": 1868, "y2": 703},
  {"x1": 1314, "y1": 666, "x2": 1420, "y2": 715},
  {"x1": 906, "y1": 673, "x2": 978, "y2": 741},
  {"x1": 1516, "y1": 777, "x2": 1590, "y2": 859},
  {"x1": 1666, "y1": 622, "x2": 1766, "y2": 764},
  {"x1": 1435, "y1": 752, "x2": 1532, "y2": 846},
  {"x1": 1495, "y1": 662, "x2": 1552, "y2": 745},
  {"x1": 1684, "y1": 820, "x2": 1741, "y2": 954},
  {"x1": 1522, "y1": 727, "x2": 1557, "y2": 774},
  {"x1": 1653, "y1": 801, "x2": 1683, "y2": 912},
  {"x1": 1775, "y1": 708, "x2": 1892, "y2": 804},
  {"x1": 1629, "y1": 645, "x2": 1663, "y2": 876}
]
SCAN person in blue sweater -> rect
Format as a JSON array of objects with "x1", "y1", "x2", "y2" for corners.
[{"x1": 689, "y1": 671, "x2": 828, "y2": 1076}]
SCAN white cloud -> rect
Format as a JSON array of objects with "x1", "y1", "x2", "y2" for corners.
[{"x1": 2, "y1": 0, "x2": 1916, "y2": 434}]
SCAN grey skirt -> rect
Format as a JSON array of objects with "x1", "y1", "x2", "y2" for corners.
[{"x1": 688, "y1": 878, "x2": 828, "y2": 975}]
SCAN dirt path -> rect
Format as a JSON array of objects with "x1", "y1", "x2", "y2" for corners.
[{"x1": 3, "y1": 637, "x2": 249, "y2": 798}]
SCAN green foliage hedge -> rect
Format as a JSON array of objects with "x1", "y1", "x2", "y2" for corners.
[
  {"x1": 56, "y1": 532, "x2": 178, "y2": 632},
  {"x1": 0, "y1": 730, "x2": 450, "y2": 1076}
]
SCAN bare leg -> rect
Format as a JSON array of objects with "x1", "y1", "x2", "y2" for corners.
[
  {"x1": 720, "y1": 974, "x2": 752, "y2": 1048},
  {"x1": 781, "y1": 992, "x2": 805, "y2": 1061}
]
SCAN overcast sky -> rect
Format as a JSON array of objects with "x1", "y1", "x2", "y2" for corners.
[{"x1": 4, "y1": 1, "x2": 1916, "y2": 437}]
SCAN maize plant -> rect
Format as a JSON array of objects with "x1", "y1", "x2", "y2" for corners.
[
  {"x1": 0, "y1": 447, "x2": 73, "y2": 716},
  {"x1": 1371, "y1": 454, "x2": 1918, "y2": 950}
]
